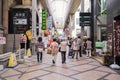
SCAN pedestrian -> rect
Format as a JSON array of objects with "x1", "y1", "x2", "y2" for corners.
[
  {"x1": 68, "y1": 38, "x2": 73, "y2": 57},
  {"x1": 86, "y1": 38, "x2": 92, "y2": 57},
  {"x1": 83, "y1": 41, "x2": 87, "y2": 54},
  {"x1": 35, "y1": 37, "x2": 45, "y2": 63},
  {"x1": 60, "y1": 39, "x2": 67, "y2": 64},
  {"x1": 71, "y1": 38, "x2": 79, "y2": 59},
  {"x1": 50, "y1": 38, "x2": 59, "y2": 64},
  {"x1": 77, "y1": 36, "x2": 82, "y2": 57}
]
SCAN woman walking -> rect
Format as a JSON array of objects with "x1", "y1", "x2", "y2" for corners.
[
  {"x1": 50, "y1": 38, "x2": 59, "y2": 64},
  {"x1": 86, "y1": 38, "x2": 92, "y2": 57},
  {"x1": 35, "y1": 37, "x2": 45, "y2": 63}
]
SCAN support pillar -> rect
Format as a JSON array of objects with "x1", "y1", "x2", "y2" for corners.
[
  {"x1": 32, "y1": 0, "x2": 37, "y2": 54},
  {"x1": 80, "y1": 0, "x2": 84, "y2": 55}
]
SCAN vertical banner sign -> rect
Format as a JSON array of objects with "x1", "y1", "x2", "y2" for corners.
[
  {"x1": 48, "y1": 16, "x2": 52, "y2": 30},
  {"x1": 101, "y1": 0, "x2": 107, "y2": 17},
  {"x1": 42, "y1": 9, "x2": 46, "y2": 30}
]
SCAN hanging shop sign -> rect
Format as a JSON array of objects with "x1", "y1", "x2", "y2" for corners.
[
  {"x1": 79, "y1": 13, "x2": 91, "y2": 26},
  {"x1": 42, "y1": 9, "x2": 47, "y2": 30},
  {"x1": 101, "y1": 0, "x2": 107, "y2": 17},
  {"x1": 48, "y1": 16, "x2": 52, "y2": 30}
]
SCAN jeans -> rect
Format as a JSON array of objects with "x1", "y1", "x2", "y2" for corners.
[
  {"x1": 61, "y1": 51, "x2": 66, "y2": 63},
  {"x1": 79, "y1": 46, "x2": 82, "y2": 57},
  {"x1": 37, "y1": 52, "x2": 43, "y2": 62}
]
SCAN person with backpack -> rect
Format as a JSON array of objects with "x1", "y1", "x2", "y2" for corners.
[{"x1": 35, "y1": 37, "x2": 45, "y2": 63}]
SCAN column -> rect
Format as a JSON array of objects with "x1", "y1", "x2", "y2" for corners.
[
  {"x1": 80, "y1": 0, "x2": 84, "y2": 54},
  {"x1": 32, "y1": 0, "x2": 37, "y2": 54}
]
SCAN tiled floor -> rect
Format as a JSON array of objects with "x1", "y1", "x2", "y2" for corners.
[{"x1": 0, "y1": 53, "x2": 120, "y2": 80}]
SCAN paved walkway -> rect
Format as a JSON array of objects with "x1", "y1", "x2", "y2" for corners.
[{"x1": 0, "y1": 53, "x2": 120, "y2": 80}]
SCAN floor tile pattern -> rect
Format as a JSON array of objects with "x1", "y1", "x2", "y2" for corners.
[{"x1": 0, "y1": 53, "x2": 120, "y2": 80}]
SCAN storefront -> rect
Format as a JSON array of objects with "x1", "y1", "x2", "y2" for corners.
[{"x1": 107, "y1": 0, "x2": 120, "y2": 66}]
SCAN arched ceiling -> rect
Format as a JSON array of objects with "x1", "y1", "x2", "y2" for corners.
[{"x1": 39, "y1": 0, "x2": 81, "y2": 28}]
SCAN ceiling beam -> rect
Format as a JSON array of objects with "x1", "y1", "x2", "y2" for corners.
[
  {"x1": 65, "y1": 0, "x2": 81, "y2": 24},
  {"x1": 69, "y1": 0, "x2": 81, "y2": 14}
]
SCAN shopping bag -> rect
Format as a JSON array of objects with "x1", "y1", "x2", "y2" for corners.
[{"x1": 47, "y1": 47, "x2": 52, "y2": 54}]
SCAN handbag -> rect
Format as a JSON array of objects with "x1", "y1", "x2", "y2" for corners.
[{"x1": 47, "y1": 47, "x2": 52, "y2": 54}]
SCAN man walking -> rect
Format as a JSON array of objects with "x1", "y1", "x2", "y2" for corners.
[
  {"x1": 60, "y1": 39, "x2": 67, "y2": 64},
  {"x1": 77, "y1": 36, "x2": 82, "y2": 57}
]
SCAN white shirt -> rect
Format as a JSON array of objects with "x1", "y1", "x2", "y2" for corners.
[{"x1": 60, "y1": 41, "x2": 67, "y2": 51}]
